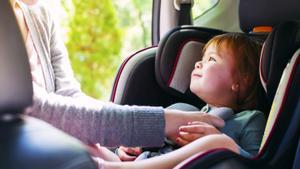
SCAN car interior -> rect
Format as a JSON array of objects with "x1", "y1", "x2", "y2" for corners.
[{"x1": 0, "y1": 0, "x2": 299, "y2": 169}]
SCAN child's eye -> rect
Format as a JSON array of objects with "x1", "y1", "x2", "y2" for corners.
[{"x1": 208, "y1": 57, "x2": 216, "y2": 62}]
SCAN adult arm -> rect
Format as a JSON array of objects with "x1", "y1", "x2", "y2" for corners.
[
  {"x1": 27, "y1": 93, "x2": 224, "y2": 148},
  {"x1": 112, "y1": 110, "x2": 225, "y2": 161},
  {"x1": 24, "y1": 3, "x2": 166, "y2": 147},
  {"x1": 27, "y1": 90, "x2": 165, "y2": 147}
]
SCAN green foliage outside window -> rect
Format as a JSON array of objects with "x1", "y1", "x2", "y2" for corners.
[
  {"x1": 61, "y1": 0, "x2": 152, "y2": 100},
  {"x1": 65, "y1": 0, "x2": 123, "y2": 99}
]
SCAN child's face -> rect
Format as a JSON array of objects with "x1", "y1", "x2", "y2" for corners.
[{"x1": 190, "y1": 44, "x2": 237, "y2": 107}]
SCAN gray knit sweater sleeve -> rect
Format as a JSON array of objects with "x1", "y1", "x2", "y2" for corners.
[
  {"x1": 23, "y1": 2, "x2": 165, "y2": 148},
  {"x1": 26, "y1": 93, "x2": 165, "y2": 147}
]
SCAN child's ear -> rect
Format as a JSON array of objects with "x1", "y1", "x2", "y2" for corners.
[
  {"x1": 231, "y1": 83, "x2": 239, "y2": 92},
  {"x1": 233, "y1": 75, "x2": 251, "y2": 93}
]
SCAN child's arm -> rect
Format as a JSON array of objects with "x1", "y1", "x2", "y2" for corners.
[{"x1": 102, "y1": 134, "x2": 239, "y2": 169}]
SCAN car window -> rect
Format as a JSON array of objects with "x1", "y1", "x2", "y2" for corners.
[
  {"x1": 113, "y1": 0, "x2": 152, "y2": 58},
  {"x1": 44, "y1": 0, "x2": 152, "y2": 100},
  {"x1": 192, "y1": 0, "x2": 219, "y2": 20}
]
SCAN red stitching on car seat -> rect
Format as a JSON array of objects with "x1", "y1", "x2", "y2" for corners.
[
  {"x1": 259, "y1": 43, "x2": 268, "y2": 91},
  {"x1": 175, "y1": 148, "x2": 230, "y2": 169},
  {"x1": 110, "y1": 46, "x2": 157, "y2": 102},
  {"x1": 256, "y1": 54, "x2": 300, "y2": 159}
]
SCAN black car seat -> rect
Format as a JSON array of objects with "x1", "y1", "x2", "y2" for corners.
[
  {"x1": 111, "y1": 26, "x2": 224, "y2": 108},
  {"x1": 292, "y1": 138, "x2": 300, "y2": 169},
  {"x1": 172, "y1": 0, "x2": 300, "y2": 168},
  {"x1": 174, "y1": 29, "x2": 300, "y2": 169},
  {"x1": 0, "y1": 2, "x2": 96, "y2": 169}
]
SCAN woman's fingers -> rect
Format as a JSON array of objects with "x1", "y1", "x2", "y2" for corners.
[
  {"x1": 188, "y1": 121, "x2": 205, "y2": 125},
  {"x1": 88, "y1": 143, "x2": 121, "y2": 162},
  {"x1": 194, "y1": 113, "x2": 225, "y2": 128}
]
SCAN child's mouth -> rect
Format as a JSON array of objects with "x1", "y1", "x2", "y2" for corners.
[{"x1": 192, "y1": 73, "x2": 202, "y2": 78}]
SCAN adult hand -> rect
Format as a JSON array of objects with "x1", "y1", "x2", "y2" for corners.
[
  {"x1": 176, "y1": 121, "x2": 222, "y2": 146},
  {"x1": 164, "y1": 110, "x2": 225, "y2": 143},
  {"x1": 88, "y1": 143, "x2": 121, "y2": 162},
  {"x1": 116, "y1": 146, "x2": 142, "y2": 161}
]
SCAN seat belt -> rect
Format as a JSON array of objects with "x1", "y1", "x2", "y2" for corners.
[{"x1": 174, "y1": 0, "x2": 194, "y2": 25}]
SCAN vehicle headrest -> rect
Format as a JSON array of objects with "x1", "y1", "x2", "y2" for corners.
[
  {"x1": 239, "y1": 0, "x2": 300, "y2": 33},
  {"x1": 0, "y1": 1, "x2": 33, "y2": 114},
  {"x1": 259, "y1": 21, "x2": 300, "y2": 105},
  {"x1": 155, "y1": 26, "x2": 224, "y2": 107}
]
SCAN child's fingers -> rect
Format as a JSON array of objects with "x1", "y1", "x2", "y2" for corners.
[
  {"x1": 178, "y1": 131, "x2": 204, "y2": 142},
  {"x1": 129, "y1": 147, "x2": 142, "y2": 155},
  {"x1": 179, "y1": 124, "x2": 205, "y2": 133},
  {"x1": 119, "y1": 153, "x2": 137, "y2": 161},
  {"x1": 176, "y1": 137, "x2": 190, "y2": 146},
  {"x1": 117, "y1": 147, "x2": 137, "y2": 161},
  {"x1": 121, "y1": 146, "x2": 142, "y2": 156}
]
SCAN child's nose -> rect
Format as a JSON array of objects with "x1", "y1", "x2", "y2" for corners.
[{"x1": 195, "y1": 61, "x2": 202, "y2": 69}]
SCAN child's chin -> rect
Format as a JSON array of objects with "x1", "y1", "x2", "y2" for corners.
[{"x1": 189, "y1": 85, "x2": 199, "y2": 95}]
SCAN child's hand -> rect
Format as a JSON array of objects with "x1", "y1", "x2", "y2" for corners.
[
  {"x1": 176, "y1": 121, "x2": 222, "y2": 146},
  {"x1": 116, "y1": 146, "x2": 142, "y2": 161},
  {"x1": 164, "y1": 110, "x2": 225, "y2": 144}
]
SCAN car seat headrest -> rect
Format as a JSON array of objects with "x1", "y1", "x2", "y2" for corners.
[
  {"x1": 155, "y1": 26, "x2": 224, "y2": 106},
  {"x1": 259, "y1": 21, "x2": 300, "y2": 104},
  {"x1": 0, "y1": 2, "x2": 33, "y2": 114},
  {"x1": 239, "y1": 0, "x2": 300, "y2": 33}
]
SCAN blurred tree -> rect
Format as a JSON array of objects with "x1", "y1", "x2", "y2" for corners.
[
  {"x1": 132, "y1": 0, "x2": 151, "y2": 47},
  {"x1": 112, "y1": 0, "x2": 152, "y2": 57},
  {"x1": 65, "y1": 0, "x2": 123, "y2": 99}
]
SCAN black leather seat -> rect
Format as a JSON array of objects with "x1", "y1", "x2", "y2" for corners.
[{"x1": 0, "y1": 2, "x2": 96, "y2": 169}]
